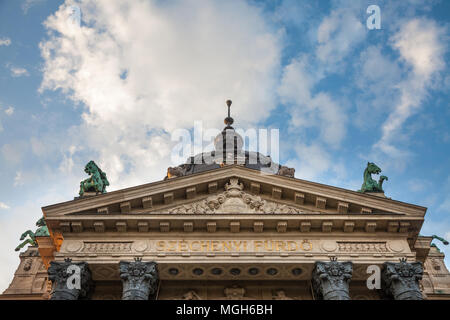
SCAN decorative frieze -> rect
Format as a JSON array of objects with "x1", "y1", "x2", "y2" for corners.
[
  {"x1": 163, "y1": 181, "x2": 303, "y2": 214},
  {"x1": 119, "y1": 258, "x2": 159, "y2": 300},
  {"x1": 361, "y1": 207, "x2": 372, "y2": 214},
  {"x1": 382, "y1": 259, "x2": 423, "y2": 300},
  {"x1": 142, "y1": 196, "x2": 153, "y2": 209}
]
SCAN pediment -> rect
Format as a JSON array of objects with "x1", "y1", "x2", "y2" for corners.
[{"x1": 42, "y1": 165, "x2": 426, "y2": 218}]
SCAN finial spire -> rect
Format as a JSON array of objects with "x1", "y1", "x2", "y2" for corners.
[{"x1": 224, "y1": 99, "x2": 234, "y2": 128}]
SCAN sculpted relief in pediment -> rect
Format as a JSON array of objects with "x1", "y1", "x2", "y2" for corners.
[{"x1": 162, "y1": 178, "x2": 303, "y2": 214}]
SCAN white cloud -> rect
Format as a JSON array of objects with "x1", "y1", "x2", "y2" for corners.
[
  {"x1": 4, "y1": 107, "x2": 14, "y2": 116},
  {"x1": 316, "y1": 6, "x2": 366, "y2": 72},
  {"x1": 39, "y1": 0, "x2": 283, "y2": 189},
  {"x1": 13, "y1": 172, "x2": 23, "y2": 187},
  {"x1": 21, "y1": 0, "x2": 46, "y2": 14},
  {"x1": 10, "y1": 67, "x2": 29, "y2": 77},
  {"x1": 374, "y1": 18, "x2": 447, "y2": 157},
  {"x1": 0, "y1": 38, "x2": 11, "y2": 46},
  {"x1": 278, "y1": 57, "x2": 347, "y2": 147},
  {"x1": 0, "y1": 202, "x2": 10, "y2": 210}
]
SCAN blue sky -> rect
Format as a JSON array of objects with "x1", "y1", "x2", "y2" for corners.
[{"x1": 0, "y1": 0, "x2": 449, "y2": 291}]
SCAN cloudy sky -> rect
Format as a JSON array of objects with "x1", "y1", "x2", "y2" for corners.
[{"x1": 0, "y1": 0, "x2": 449, "y2": 291}]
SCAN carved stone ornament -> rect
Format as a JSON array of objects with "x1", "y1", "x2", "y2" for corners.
[
  {"x1": 181, "y1": 290, "x2": 202, "y2": 300},
  {"x1": 312, "y1": 258, "x2": 353, "y2": 300},
  {"x1": 47, "y1": 258, "x2": 92, "y2": 300},
  {"x1": 119, "y1": 258, "x2": 159, "y2": 300},
  {"x1": 382, "y1": 258, "x2": 424, "y2": 300},
  {"x1": 224, "y1": 285, "x2": 246, "y2": 300},
  {"x1": 163, "y1": 178, "x2": 303, "y2": 214},
  {"x1": 277, "y1": 165, "x2": 295, "y2": 178}
]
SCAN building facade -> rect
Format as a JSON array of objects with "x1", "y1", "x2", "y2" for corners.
[{"x1": 2, "y1": 104, "x2": 450, "y2": 300}]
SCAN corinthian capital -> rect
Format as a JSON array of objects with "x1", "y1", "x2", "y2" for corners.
[
  {"x1": 312, "y1": 258, "x2": 353, "y2": 300},
  {"x1": 119, "y1": 258, "x2": 159, "y2": 300},
  {"x1": 382, "y1": 259, "x2": 424, "y2": 300},
  {"x1": 47, "y1": 258, "x2": 92, "y2": 300}
]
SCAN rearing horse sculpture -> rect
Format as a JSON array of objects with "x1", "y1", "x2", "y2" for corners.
[
  {"x1": 15, "y1": 216, "x2": 49, "y2": 251},
  {"x1": 358, "y1": 162, "x2": 388, "y2": 193},
  {"x1": 79, "y1": 160, "x2": 109, "y2": 196}
]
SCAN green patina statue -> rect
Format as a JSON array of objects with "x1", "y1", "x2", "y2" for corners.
[
  {"x1": 15, "y1": 216, "x2": 50, "y2": 252},
  {"x1": 358, "y1": 162, "x2": 388, "y2": 193},
  {"x1": 79, "y1": 160, "x2": 109, "y2": 196},
  {"x1": 430, "y1": 235, "x2": 449, "y2": 253}
]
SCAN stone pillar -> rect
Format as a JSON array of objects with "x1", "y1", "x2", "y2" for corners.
[
  {"x1": 312, "y1": 258, "x2": 353, "y2": 300},
  {"x1": 47, "y1": 258, "x2": 92, "y2": 300},
  {"x1": 119, "y1": 258, "x2": 159, "y2": 300},
  {"x1": 382, "y1": 258, "x2": 424, "y2": 300}
]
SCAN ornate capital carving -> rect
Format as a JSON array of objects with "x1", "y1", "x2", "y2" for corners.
[
  {"x1": 382, "y1": 259, "x2": 423, "y2": 300},
  {"x1": 312, "y1": 258, "x2": 353, "y2": 300},
  {"x1": 47, "y1": 258, "x2": 92, "y2": 300},
  {"x1": 119, "y1": 258, "x2": 159, "y2": 300}
]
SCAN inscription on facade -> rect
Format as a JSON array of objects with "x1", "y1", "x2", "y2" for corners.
[
  {"x1": 155, "y1": 240, "x2": 313, "y2": 253},
  {"x1": 82, "y1": 242, "x2": 133, "y2": 253},
  {"x1": 338, "y1": 242, "x2": 388, "y2": 253}
]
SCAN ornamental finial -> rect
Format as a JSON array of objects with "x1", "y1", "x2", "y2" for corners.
[{"x1": 224, "y1": 99, "x2": 234, "y2": 128}]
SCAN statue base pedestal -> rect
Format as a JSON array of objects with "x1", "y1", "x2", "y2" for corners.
[
  {"x1": 365, "y1": 192, "x2": 386, "y2": 198},
  {"x1": 74, "y1": 192, "x2": 99, "y2": 200}
]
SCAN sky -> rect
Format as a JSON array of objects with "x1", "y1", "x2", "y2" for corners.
[{"x1": 0, "y1": 0, "x2": 449, "y2": 292}]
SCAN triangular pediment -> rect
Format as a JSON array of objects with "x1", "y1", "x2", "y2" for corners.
[{"x1": 42, "y1": 165, "x2": 426, "y2": 218}]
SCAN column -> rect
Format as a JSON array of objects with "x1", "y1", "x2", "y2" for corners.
[
  {"x1": 119, "y1": 258, "x2": 159, "y2": 300},
  {"x1": 312, "y1": 258, "x2": 353, "y2": 300},
  {"x1": 382, "y1": 258, "x2": 424, "y2": 300},
  {"x1": 47, "y1": 258, "x2": 92, "y2": 300}
]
